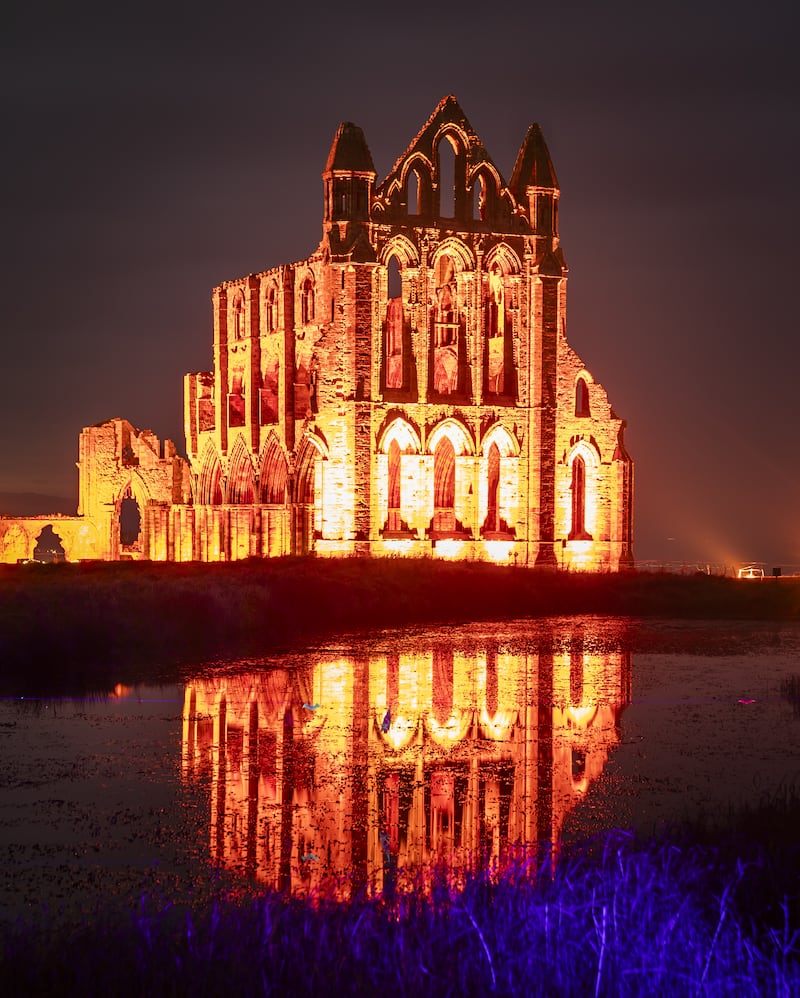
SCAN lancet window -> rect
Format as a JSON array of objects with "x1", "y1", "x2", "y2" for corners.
[
  {"x1": 575, "y1": 378, "x2": 590, "y2": 417},
  {"x1": 433, "y1": 254, "x2": 459, "y2": 395},
  {"x1": 432, "y1": 436, "x2": 457, "y2": 533},
  {"x1": 385, "y1": 256, "x2": 404, "y2": 390},
  {"x1": 301, "y1": 277, "x2": 315, "y2": 324},
  {"x1": 569, "y1": 455, "x2": 591, "y2": 540}
]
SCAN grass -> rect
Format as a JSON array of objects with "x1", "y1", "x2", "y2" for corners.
[
  {"x1": 3, "y1": 803, "x2": 799, "y2": 997},
  {"x1": 2, "y1": 557, "x2": 800, "y2": 694}
]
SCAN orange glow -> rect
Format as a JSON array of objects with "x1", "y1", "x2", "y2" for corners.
[
  {"x1": 181, "y1": 627, "x2": 631, "y2": 897},
  {"x1": 0, "y1": 99, "x2": 633, "y2": 572}
]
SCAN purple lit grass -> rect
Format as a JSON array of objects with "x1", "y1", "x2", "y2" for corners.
[{"x1": 4, "y1": 816, "x2": 799, "y2": 997}]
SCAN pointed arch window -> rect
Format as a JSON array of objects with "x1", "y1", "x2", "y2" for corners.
[
  {"x1": 407, "y1": 169, "x2": 421, "y2": 216},
  {"x1": 260, "y1": 440, "x2": 288, "y2": 504},
  {"x1": 575, "y1": 378, "x2": 590, "y2": 417},
  {"x1": 433, "y1": 253, "x2": 460, "y2": 395},
  {"x1": 485, "y1": 443, "x2": 500, "y2": 533},
  {"x1": 385, "y1": 256, "x2": 404, "y2": 390},
  {"x1": 569, "y1": 455, "x2": 592, "y2": 540},
  {"x1": 437, "y1": 138, "x2": 456, "y2": 218},
  {"x1": 266, "y1": 285, "x2": 278, "y2": 333},
  {"x1": 232, "y1": 291, "x2": 245, "y2": 340},
  {"x1": 301, "y1": 277, "x2": 315, "y2": 324},
  {"x1": 228, "y1": 370, "x2": 246, "y2": 428},
  {"x1": 385, "y1": 439, "x2": 406, "y2": 533},
  {"x1": 432, "y1": 437, "x2": 457, "y2": 534},
  {"x1": 485, "y1": 264, "x2": 508, "y2": 396}
]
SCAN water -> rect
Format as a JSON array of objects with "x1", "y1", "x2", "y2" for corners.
[{"x1": 2, "y1": 617, "x2": 799, "y2": 919}]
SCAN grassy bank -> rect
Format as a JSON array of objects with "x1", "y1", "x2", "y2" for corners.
[
  {"x1": 2, "y1": 558, "x2": 800, "y2": 693},
  {"x1": 3, "y1": 796, "x2": 799, "y2": 997}
]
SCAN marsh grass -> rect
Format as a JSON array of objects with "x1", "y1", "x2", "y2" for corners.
[
  {"x1": 2, "y1": 558, "x2": 800, "y2": 694},
  {"x1": 3, "y1": 812, "x2": 799, "y2": 997}
]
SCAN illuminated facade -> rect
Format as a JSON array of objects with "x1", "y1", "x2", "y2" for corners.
[
  {"x1": 0, "y1": 96, "x2": 633, "y2": 568},
  {"x1": 181, "y1": 623, "x2": 632, "y2": 896},
  {"x1": 181, "y1": 95, "x2": 633, "y2": 569}
]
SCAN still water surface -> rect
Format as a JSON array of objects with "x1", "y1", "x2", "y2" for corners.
[{"x1": 2, "y1": 617, "x2": 800, "y2": 920}]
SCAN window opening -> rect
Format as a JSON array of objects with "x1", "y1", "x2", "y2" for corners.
[
  {"x1": 486, "y1": 443, "x2": 500, "y2": 532},
  {"x1": 301, "y1": 278, "x2": 315, "y2": 324},
  {"x1": 437, "y1": 139, "x2": 456, "y2": 218},
  {"x1": 569, "y1": 455, "x2": 592, "y2": 540},
  {"x1": 388, "y1": 255, "x2": 401, "y2": 299},
  {"x1": 266, "y1": 286, "x2": 277, "y2": 333},
  {"x1": 387, "y1": 439, "x2": 402, "y2": 532},
  {"x1": 575, "y1": 378, "x2": 590, "y2": 417},
  {"x1": 119, "y1": 493, "x2": 141, "y2": 546},
  {"x1": 408, "y1": 169, "x2": 421, "y2": 215},
  {"x1": 473, "y1": 175, "x2": 487, "y2": 221},
  {"x1": 233, "y1": 292, "x2": 245, "y2": 340},
  {"x1": 33, "y1": 524, "x2": 66, "y2": 563},
  {"x1": 432, "y1": 437, "x2": 456, "y2": 533},
  {"x1": 433, "y1": 255, "x2": 459, "y2": 394}
]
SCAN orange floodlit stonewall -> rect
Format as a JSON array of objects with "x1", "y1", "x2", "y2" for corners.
[{"x1": 1, "y1": 97, "x2": 633, "y2": 569}]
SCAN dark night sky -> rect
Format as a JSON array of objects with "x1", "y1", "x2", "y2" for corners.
[{"x1": 2, "y1": 1, "x2": 798, "y2": 568}]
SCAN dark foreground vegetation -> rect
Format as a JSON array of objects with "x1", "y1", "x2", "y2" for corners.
[
  {"x1": 2, "y1": 557, "x2": 800, "y2": 693},
  {"x1": 3, "y1": 790, "x2": 800, "y2": 997}
]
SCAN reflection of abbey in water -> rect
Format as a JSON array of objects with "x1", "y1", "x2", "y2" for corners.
[
  {"x1": 181, "y1": 629, "x2": 631, "y2": 895},
  {"x1": 1, "y1": 96, "x2": 633, "y2": 569}
]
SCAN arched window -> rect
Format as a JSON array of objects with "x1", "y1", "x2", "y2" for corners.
[
  {"x1": 569, "y1": 455, "x2": 592, "y2": 540},
  {"x1": 301, "y1": 277, "x2": 315, "y2": 324},
  {"x1": 388, "y1": 255, "x2": 401, "y2": 299},
  {"x1": 260, "y1": 439, "x2": 288, "y2": 504},
  {"x1": 437, "y1": 139, "x2": 456, "y2": 218},
  {"x1": 473, "y1": 175, "x2": 485, "y2": 221},
  {"x1": 575, "y1": 377, "x2": 590, "y2": 417},
  {"x1": 432, "y1": 437, "x2": 456, "y2": 533},
  {"x1": 228, "y1": 370, "x2": 245, "y2": 428},
  {"x1": 407, "y1": 169, "x2": 421, "y2": 216},
  {"x1": 232, "y1": 292, "x2": 245, "y2": 340},
  {"x1": 485, "y1": 265, "x2": 506, "y2": 395},
  {"x1": 266, "y1": 285, "x2": 278, "y2": 333},
  {"x1": 119, "y1": 487, "x2": 141, "y2": 547},
  {"x1": 387, "y1": 439, "x2": 402, "y2": 531},
  {"x1": 485, "y1": 442, "x2": 500, "y2": 533},
  {"x1": 385, "y1": 256, "x2": 404, "y2": 390}
]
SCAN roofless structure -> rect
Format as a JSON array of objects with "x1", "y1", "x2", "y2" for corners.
[{"x1": 0, "y1": 96, "x2": 633, "y2": 568}]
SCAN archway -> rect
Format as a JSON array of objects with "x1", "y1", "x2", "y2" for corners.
[{"x1": 33, "y1": 524, "x2": 66, "y2": 563}]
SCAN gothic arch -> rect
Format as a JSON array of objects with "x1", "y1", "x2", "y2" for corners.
[
  {"x1": 566, "y1": 438, "x2": 600, "y2": 470},
  {"x1": 431, "y1": 238, "x2": 474, "y2": 274},
  {"x1": 379, "y1": 234, "x2": 420, "y2": 269},
  {"x1": 292, "y1": 431, "x2": 328, "y2": 554},
  {"x1": 427, "y1": 417, "x2": 474, "y2": 456},
  {"x1": 481, "y1": 423, "x2": 519, "y2": 457},
  {"x1": 116, "y1": 469, "x2": 152, "y2": 510},
  {"x1": 378, "y1": 416, "x2": 422, "y2": 455},
  {"x1": 299, "y1": 271, "x2": 315, "y2": 325},
  {"x1": 263, "y1": 279, "x2": 279, "y2": 333},
  {"x1": 565, "y1": 439, "x2": 600, "y2": 542},
  {"x1": 231, "y1": 289, "x2": 246, "y2": 340},
  {"x1": 196, "y1": 441, "x2": 223, "y2": 505},
  {"x1": 400, "y1": 154, "x2": 433, "y2": 216},
  {"x1": 226, "y1": 437, "x2": 256, "y2": 504},
  {"x1": 432, "y1": 123, "x2": 469, "y2": 156},
  {"x1": 575, "y1": 376, "x2": 591, "y2": 417},
  {"x1": 468, "y1": 162, "x2": 502, "y2": 222},
  {"x1": 258, "y1": 434, "x2": 289, "y2": 504},
  {"x1": 484, "y1": 242, "x2": 522, "y2": 276},
  {"x1": 111, "y1": 470, "x2": 152, "y2": 556}
]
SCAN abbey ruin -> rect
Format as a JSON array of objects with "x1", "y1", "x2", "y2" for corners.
[{"x1": 0, "y1": 96, "x2": 633, "y2": 570}]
